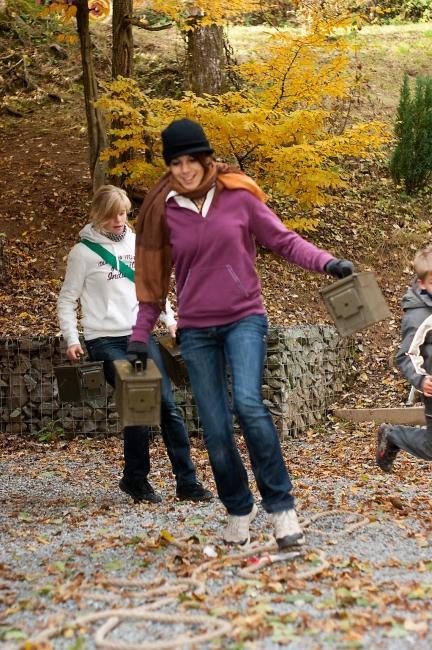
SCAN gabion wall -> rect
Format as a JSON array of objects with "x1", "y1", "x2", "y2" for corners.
[{"x1": 0, "y1": 326, "x2": 354, "y2": 439}]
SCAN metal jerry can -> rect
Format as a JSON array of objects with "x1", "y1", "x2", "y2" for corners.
[
  {"x1": 54, "y1": 360, "x2": 105, "y2": 403},
  {"x1": 157, "y1": 335, "x2": 188, "y2": 387},
  {"x1": 320, "y1": 271, "x2": 391, "y2": 337},
  {"x1": 114, "y1": 359, "x2": 162, "y2": 428}
]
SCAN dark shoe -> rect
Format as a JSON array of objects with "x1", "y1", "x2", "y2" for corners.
[
  {"x1": 119, "y1": 477, "x2": 162, "y2": 504},
  {"x1": 376, "y1": 424, "x2": 399, "y2": 473},
  {"x1": 176, "y1": 481, "x2": 213, "y2": 502}
]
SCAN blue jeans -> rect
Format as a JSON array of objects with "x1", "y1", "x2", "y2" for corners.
[
  {"x1": 179, "y1": 314, "x2": 294, "y2": 515},
  {"x1": 85, "y1": 335, "x2": 197, "y2": 487}
]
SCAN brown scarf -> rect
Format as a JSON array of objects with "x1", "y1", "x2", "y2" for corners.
[{"x1": 135, "y1": 161, "x2": 267, "y2": 309}]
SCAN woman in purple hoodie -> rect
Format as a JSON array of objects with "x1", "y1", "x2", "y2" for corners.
[{"x1": 127, "y1": 119, "x2": 354, "y2": 548}]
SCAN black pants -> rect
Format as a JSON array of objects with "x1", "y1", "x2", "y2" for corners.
[{"x1": 85, "y1": 335, "x2": 197, "y2": 486}]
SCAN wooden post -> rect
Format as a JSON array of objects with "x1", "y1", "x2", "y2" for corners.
[{"x1": 334, "y1": 407, "x2": 425, "y2": 426}]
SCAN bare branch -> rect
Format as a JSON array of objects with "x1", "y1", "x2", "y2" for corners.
[
  {"x1": 228, "y1": 138, "x2": 243, "y2": 170},
  {"x1": 127, "y1": 18, "x2": 173, "y2": 31},
  {"x1": 237, "y1": 143, "x2": 260, "y2": 165},
  {"x1": 271, "y1": 44, "x2": 302, "y2": 112},
  {"x1": 3, "y1": 58, "x2": 23, "y2": 75}
]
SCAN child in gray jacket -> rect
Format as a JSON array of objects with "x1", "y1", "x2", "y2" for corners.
[{"x1": 377, "y1": 245, "x2": 432, "y2": 471}]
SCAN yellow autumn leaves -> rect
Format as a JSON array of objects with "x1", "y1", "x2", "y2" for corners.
[
  {"x1": 97, "y1": 11, "x2": 388, "y2": 212},
  {"x1": 39, "y1": 0, "x2": 111, "y2": 23}
]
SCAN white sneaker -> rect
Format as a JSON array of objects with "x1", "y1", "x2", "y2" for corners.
[
  {"x1": 223, "y1": 504, "x2": 258, "y2": 545},
  {"x1": 271, "y1": 509, "x2": 305, "y2": 549}
]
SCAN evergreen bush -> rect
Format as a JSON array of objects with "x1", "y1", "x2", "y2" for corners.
[{"x1": 389, "y1": 74, "x2": 432, "y2": 194}]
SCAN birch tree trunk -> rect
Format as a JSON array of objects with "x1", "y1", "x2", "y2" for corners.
[{"x1": 75, "y1": 0, "x2": 108, "y2": 190}]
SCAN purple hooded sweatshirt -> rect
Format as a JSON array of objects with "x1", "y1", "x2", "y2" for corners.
[{"x1": 131, "y1": 188, "x2": 334, "y2": 342}]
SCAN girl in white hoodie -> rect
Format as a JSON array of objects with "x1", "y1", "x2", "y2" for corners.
[{"x1": 57, "y1": 185, "x2": 211, "y2": 504}]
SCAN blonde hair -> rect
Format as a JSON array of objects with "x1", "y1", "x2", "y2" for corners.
[
  {"x1": 90, "y1": 185, "x2": 132, "y2": 230},
  {"x1": 414, "y1": 244, "x2": 432, "y2": 279}
]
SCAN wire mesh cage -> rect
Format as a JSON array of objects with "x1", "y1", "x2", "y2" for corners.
[
  {"x1": 0, "y1": 337, "x2": 119, "y2": 439},
  {"x1": 0, "y1": 326, "x2": 355, "y2": 440}
]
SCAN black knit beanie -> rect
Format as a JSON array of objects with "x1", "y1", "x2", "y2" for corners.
[{"x1": 162, "y1": 118, "x2": 213, "y2": 165}]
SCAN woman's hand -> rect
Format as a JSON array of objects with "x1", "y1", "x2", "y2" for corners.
[
  {"x1": 325, "y1": 258, "x2": 355, "y2": 279},
  {"x1": 423, "y1": 375, "x2": 432, "y2": 397},
  {"x1": 66, "y1": 344, "x2": 84, "y2": 362},
  {"x1": 167, "y1": 323, "x2": 177, "y2": 340}
]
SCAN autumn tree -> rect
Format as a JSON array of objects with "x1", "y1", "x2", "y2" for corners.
[
  {"x1": 35, "y1": 0, "x2": 261, "y2": 185},
  {"x1": 186, "y1": 19, "x2": 227, "y2": 95},
  {"x1": 97, "y1": 7, "x2": 388, "y2": 229},
  {"x1": 145, "y1": 0, "x2": 259, "y2": 95},
  {"x1": 75, "y1": 0, "x2": 108, "y2": 188}
]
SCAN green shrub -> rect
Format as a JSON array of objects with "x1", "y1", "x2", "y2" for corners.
[
  {"x1": 400, "y1": 0, "x2": 432, "y2": 20},
  {"x1": 390, "y1": 74, "x2": 432, "y2": 194},
  {"x1": 364, "y1": 0, "x2": 432, "y2": 23},
  {"x1": 36, "y1": 420, "x2": 65, "y2": 443}
]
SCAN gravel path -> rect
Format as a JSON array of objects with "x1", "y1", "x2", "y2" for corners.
[{"x1": 1, "y1": 424, "x2": 432, "y2": 649}]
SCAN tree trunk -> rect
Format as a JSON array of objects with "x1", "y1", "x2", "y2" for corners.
[
  {"x1": 110, "y1": 0, "x2": 134, "y2": 188},
  {"x1": 75, "y1": 0, "x2": 108, "y2": 190},
  {"x1": 112, "y1": 0, "x2": 134, "y2": 79},
  {"x1": 186, "y1": 23, "x2": 227, "y2": 96}
]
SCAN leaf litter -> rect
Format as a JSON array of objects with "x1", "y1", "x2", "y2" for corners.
[{"x1": 1, "y1": 425, "x2": 432, "y2": 648}]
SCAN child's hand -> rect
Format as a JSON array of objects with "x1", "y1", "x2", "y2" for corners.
[
  {"x1": 66, "y1": 344, "x2": 84, "y2": 362},
  {"x1": 422, "y1": 375, "x2": 432, "y2": 396},
  {"x1": 167, "y1": 323, "x2": 177, "y2": 340}
]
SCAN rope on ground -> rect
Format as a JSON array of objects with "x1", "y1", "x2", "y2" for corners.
[
  {"x1": 27, "y1": 507, "x2": 371, "y2": 647},
  {"x1": 30, "y1": 574, "x2": 230, "y2": 648},
  {"x1": 237, "y1": 549, "x2": 303, "y2": 579},
  {"x1": 31, "y1": 600, "x2": 232, "y2": 649},
  {"x1": 301, "y1": 508, "x2": 370, "y2": 537},
  {"x1": 95, "y1": 576, "x2": 206, "y2": 597},
  {"x1": 296, "y1": 552, "x2": 330, "y2": 580},
  {"x1": 94, "y1": 611, "x2": 233, "y2": 650},
  {"x1": 29, "y1": 598, "x2": 175, "y2": 643}
]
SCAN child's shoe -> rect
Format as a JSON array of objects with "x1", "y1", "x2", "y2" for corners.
[
  {"x1": 176, "y1": 481, "x2": 213, "y2": 502},
  {"x1": 119, "y1": 477, "x2": 162, "y2": 504},
  {"x1": 376, "y1": 423, "x2": 399, "y2": 473}
]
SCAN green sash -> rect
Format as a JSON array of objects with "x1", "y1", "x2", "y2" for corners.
[{"x1": 81, "y1": 239, "x2": 135, "y2": 283}]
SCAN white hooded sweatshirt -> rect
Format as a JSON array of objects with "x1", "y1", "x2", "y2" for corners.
[{"x1": 57, "y1": 223, "x2": 176, "y2": 347}]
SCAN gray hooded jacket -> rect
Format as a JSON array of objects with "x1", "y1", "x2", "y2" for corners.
[{"x1": 396, "y1": 279, "x2": 432, "y2": 390}]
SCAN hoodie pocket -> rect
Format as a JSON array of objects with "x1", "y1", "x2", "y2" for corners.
[
  {"x1": 178, "y1": 265, "x2": 250, "y2": 318},
  {"x1": 103, "y1": 298, "x2": 136, "y2": 330}
]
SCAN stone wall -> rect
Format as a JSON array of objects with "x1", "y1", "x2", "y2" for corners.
[
  {"x1": 0, "y1": 326, "x2": 354, "y2": 438},
  {"x1": 0, "y1": 337, "x2": 117, "y2": 437},
  {"x1": 263, "y1": 325, "x2": 352, "y2": 436}
]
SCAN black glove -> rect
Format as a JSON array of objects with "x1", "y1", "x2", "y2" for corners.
[
  {"x1": 325, "y1": 258, "x2": 355, "y2": 279},
  {"x1": 126, "y1": 341, "x2": 148, "y2": 369}
]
